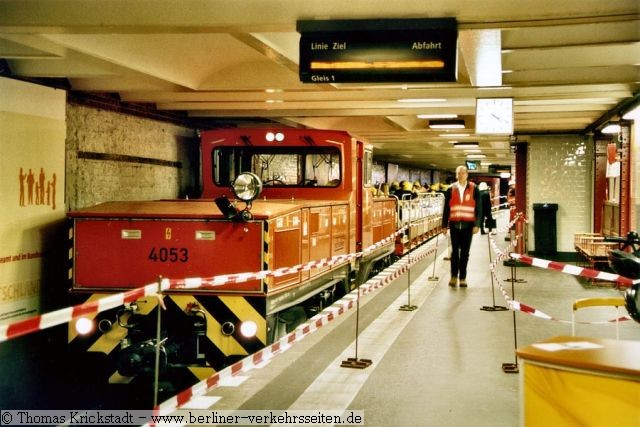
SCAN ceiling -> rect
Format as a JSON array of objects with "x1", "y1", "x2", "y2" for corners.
[{"x1": 1, "y1": 1, "x2": 638, "y2": 172}]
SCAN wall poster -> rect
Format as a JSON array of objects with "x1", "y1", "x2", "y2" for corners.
[{"x1": 0, "y1": 77, "x2": 66, "y2": 326}]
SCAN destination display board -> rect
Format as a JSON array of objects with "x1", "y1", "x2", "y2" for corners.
[{"x1": 298, "y1": 18, "x2": 458, "y2": 83}]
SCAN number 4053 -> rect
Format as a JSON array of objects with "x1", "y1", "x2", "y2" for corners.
[{"x1": 148, "y1": 247, "x2": 189, "y2": 262}]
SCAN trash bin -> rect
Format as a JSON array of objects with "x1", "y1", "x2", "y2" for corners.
[{"x1": 533, "y1": 203, "x2": 558, "y2": 257}]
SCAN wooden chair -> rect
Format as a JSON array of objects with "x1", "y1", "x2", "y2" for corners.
[{"x1": 571, "y1": 297, "x2": 625, "y2": 340}]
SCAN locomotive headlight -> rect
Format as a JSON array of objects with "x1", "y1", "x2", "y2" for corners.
[
  {"x1": 265, "y1": 132, "x2": 284, "y2": 142},
  {"x1": 232, "y1": 172, "x2": 263, "y2": 202},
  {"x1": 240, "y1": 320, "x2": 258, "y2": 338},
  {"x1": 75, "y1": 317, "x2": 94, "y2": 335},
  {"x1": 221, "y1": 321, "x2": 235, "y2": 336}
]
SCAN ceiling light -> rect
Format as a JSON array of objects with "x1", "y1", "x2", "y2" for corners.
[
  {"x1": 464, "y1": 149, "x2": 482, "y2": 153},
  {"x1": 622, "y1": 105, "x2": 640, "y2": 120},
  {"x1": 477, "y1": 86, "x2": 512, "y2": 90},
  {"x1": 601, "y1": 122, "x2": 621, "y2": 134},
  {"x1": 398, "y1": 98, "x2": 447, "y2": 103},
  {"x1": 453, "y1": 142, "x2": 479, "y2": 148},
  {"x1": 428, "y1": 119, "x2": 465, "y2": 129},
  {"x1": 417, "y1": 114, "x2": 458, "y2": 119},
  {"x1": 467, "y1": 154, "x2": 486, "y2": 159},
  {"x1": 441, "y1": 133, "x2": 470, "y2": 137}
]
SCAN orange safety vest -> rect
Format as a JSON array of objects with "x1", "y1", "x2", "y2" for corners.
[{"x1": 449, "y1": 182, "x2": 476, "y2": 222}]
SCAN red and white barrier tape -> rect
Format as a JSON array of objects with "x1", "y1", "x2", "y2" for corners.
[
  {"x1": 0, "y1": 281, "x2": 168, "y2": 343},
  {"x1": 486, "y1": 214, "x2": 631, "y2": 324},
  {"x1": 152, "y1": 239, "x2": 439, "y2": 417},
  {"x1": 490, "y1": 268, "x2": 630, "y2": 326},
  {"x1": 510, "y1": 253, "x2": 638, "y2": 289}
]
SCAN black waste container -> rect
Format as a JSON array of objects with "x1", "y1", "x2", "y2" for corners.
[{"x1": 533, "y1": 203, "x2": 558, "y2": 257}]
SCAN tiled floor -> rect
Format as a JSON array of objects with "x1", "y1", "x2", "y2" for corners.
[{"x1": 182, "y1": 215, "x2": 640, "y2": 426}]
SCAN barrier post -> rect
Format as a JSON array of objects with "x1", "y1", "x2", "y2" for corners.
[
  {"x1": 502, "y1": 266, "x2": 519, "y2": 374},
  {"x1": 428, "y1": 233, "x2": 440, "y2": 281},
  {"x1": 153, "y1": 277, "x2": 163, "y2": 407},
  {"x1": 400, "y1": 198, "x2": 417, "y2": 311},
  {"x1": 504, "y1": 219, "x2": 527, "y2": 284},
  {"x1": 481, "y1": 232, "x2": 508, "y2": 312},
  {"x1": 341, "y1": 261, "x2": 372, "y2": 369}
]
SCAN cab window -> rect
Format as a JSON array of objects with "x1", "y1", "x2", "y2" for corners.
[
  {"x1": 363, "y1": 150, "x2": 373, "y2": 186},
  {"x1": 213, "y1": 146, "x2": 341, "y2": 187}
]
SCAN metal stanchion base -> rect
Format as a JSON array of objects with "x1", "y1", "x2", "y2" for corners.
[
  {"x1": 503, "y1": 278, "x2": 527, "y2": 283},
  {"x1": 399, "y1": 304, "x2": 418, "y2": 311},
  {"x1": 502, "y1": 362, "x2": 519, "y2": 373},
  {"x1": 428, "y1": 275, "x2": 439, "y2": 281},
  {"x1": 341, "y1": 357, "x2": 372, "y2": 369},
  {"x1": 480, "y1": 305, "x2": 509, "y2": 311}
]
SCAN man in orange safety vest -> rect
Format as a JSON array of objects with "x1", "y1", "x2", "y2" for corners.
[{"x1": 442, "y1": 165, "x2": 481, "y2": 287}]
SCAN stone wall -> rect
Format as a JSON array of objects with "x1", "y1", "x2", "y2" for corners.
[{"x1": 65, "y1": 103, "x2": 198, "y2": 210}]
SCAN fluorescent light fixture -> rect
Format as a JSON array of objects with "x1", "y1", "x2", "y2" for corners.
[
  {"x1": 464, "y1": 149, "x2": 482, "y2": 153},
  {"x1": 398, "y1": 98, "x2": 446, "y2": 103},
  {"x1": 477, "y1": 86, "x2": 512, "y2": 90},
  {"x1": 453, "y1": 142, "x2": 479, "y2": 148},
  {"x1": 417, "y1": 113, "x2": 458, "y2": 119},
  {"x1": 601, "y1": 122, "x2": 621, "y2": 134},
  {"x1": 441, "y1": 133, "x2": 470, "y2": 137},
  {"x1": 466, "y1": 154, "x2": 486, "y2": 159},
  {"x1": 623, "y1": 105, "x2": 640, "y2": 120},
  {"x1": 428, "y1": 119, "x2": 465, "y2": 129}
]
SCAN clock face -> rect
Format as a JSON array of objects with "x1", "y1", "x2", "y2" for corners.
[{"x1": 475, "y1": 98, "x2": 513, "y2": 135}]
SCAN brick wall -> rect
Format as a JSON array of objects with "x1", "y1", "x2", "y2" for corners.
[
  {"x1": 527, "y1": 135, "x2": 592, "y2": 252},
  {"x1": 66, "y1": 104, "x2": 198, "y2": 210}
]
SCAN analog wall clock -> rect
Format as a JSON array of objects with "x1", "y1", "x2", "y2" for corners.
[{"x1": 475, "y1": 98, "x2": 514, "y2": 135}]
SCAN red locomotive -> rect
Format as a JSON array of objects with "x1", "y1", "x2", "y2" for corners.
[{"x1": 67, "y1": 128, "x2": 443, "y2": 386}]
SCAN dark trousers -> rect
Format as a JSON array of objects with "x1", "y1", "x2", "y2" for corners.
[{"x1": 449, "y1": 222, "x2": 474, "y2": 280}]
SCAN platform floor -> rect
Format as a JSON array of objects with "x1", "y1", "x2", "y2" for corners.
[{"x1": 169, "y1": 219, "x2": 640, "y2": 426}]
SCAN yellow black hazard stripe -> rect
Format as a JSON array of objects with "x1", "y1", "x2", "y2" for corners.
[
  {"x1": 68, "y1": 292, "x2": 267, "y2": 374},
  {"x1": 166, "y1": 294, "x2": 267, "y2": 370}
]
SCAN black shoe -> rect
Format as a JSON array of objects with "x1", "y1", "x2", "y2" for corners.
[{"x1": 459, "y1": 279, "x2": 468, "y2": 287}]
